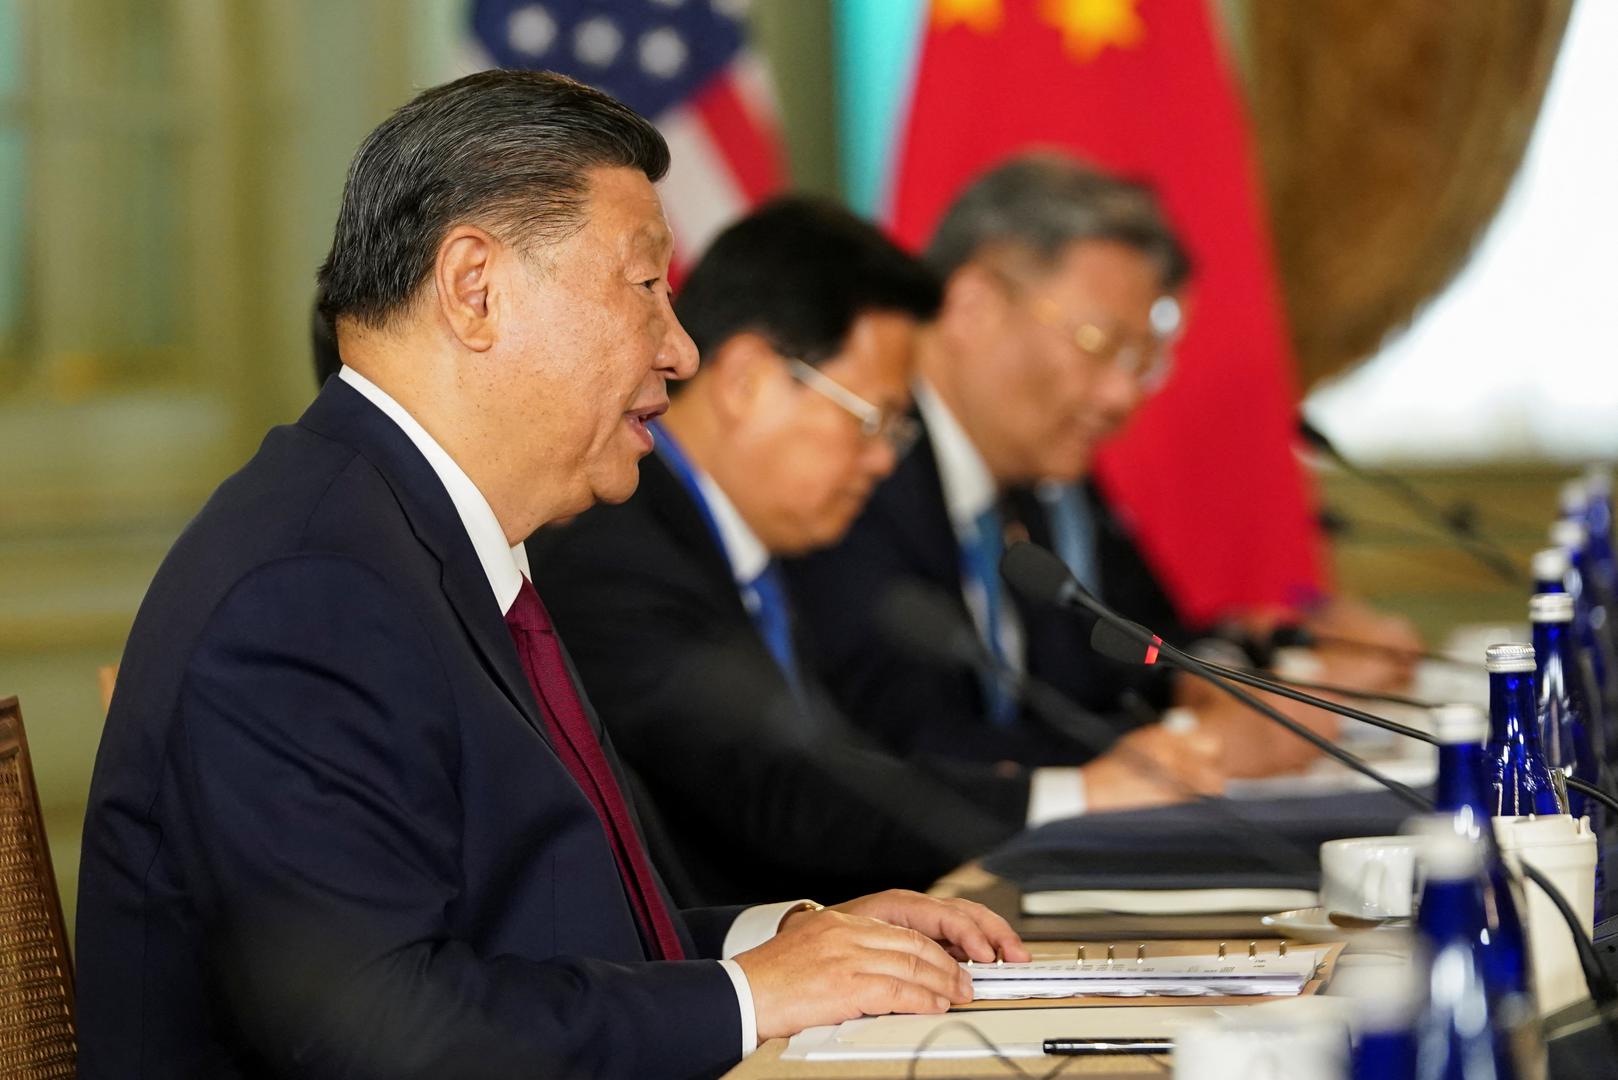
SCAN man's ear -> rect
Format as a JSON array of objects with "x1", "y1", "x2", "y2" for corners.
[
  {"x1": 706, "y1": 333, "x2": 782, "y2": 423},
  {"x1": 937, "y1": 263, "x2": 1006, "y2": 340},
  {"x1": 435, "y1": 225, "x2": 502, "y2": 352}
]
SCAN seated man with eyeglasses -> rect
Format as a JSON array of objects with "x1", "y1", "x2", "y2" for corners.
[
  {"x1": 788, "y1": 155, "x2": 1377, "y2": 785},
  {"x1": 528, "y1": 197, "x2": 1221, "y2": 907}
]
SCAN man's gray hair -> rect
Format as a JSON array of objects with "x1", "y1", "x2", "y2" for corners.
[
  {"x1": 318, "y1": 69, "x2": 669, "y2": 330},
  {"x1": 925, "y1": 154, "x2": 1192, "y2": 290}
]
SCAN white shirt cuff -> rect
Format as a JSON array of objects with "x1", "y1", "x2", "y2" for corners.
[
  {"x1": 718, "y1": 958, "x2": 758, "y2": 1056},
  {"x1": 718, "y1": 901, "x2": 810, "y2": 1057},
  {"x1": 722, "y1": 899, "x2": 808, "y2": 958},
  {"x1": 1027, "y1": 767, "x2": 1088, "y2": 826}
]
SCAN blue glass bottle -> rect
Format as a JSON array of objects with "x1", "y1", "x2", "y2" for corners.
[
  {"x1": 1555, "y1": 520, "x2": 1618, "y2": 762},
  {"x1": 1531, "y1": 547, "x2": 1568, "y2": 596},
  {"x1": 1411, "y1": 823, "x2": 1533, "y2": 1080},
  {"x1": 1532, "y1": 595, "x2": 1605, "y2": 921},
  {"x1": 1532, "y1": 595, "x2": 1600, "y2": 818},
  {"x1": 1430, "y1": 703, "x2": 1530, "y2": 999},
  {"x1": 1582, "y1": 467, "x2": 1618, "y2": 596},
  {"x1": 1353, "y1": 989, "x2": 1419, "y2": 1080},
  {"x1": 1486, "y1": 644, "x2": 1565, "y2": 817},
  {"x1": 1576, "y1": 475, "x2": 1618, "y2": 711}
]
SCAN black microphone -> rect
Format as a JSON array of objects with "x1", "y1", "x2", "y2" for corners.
[
  {"x1": 1299, "y1": 417, "x2": 1526, "y2": 586},
  {"x1": 872, "y1": 580, "x2": 1323, "y2": 881},
  {"x1": 1094, "y1": 619, "x2": 1618, "y2": 820},
  {"x1": 874, "y1": 581, "x2": 1154, "y2": 756},
  {"x1": 1003, "y1": 539, "x2": 1618, "y2": 1012},
  {"x1": 1000, "y1": 542, "x2": 1431, "y2": 807},
  {"x1": 1224, "y1": 665, "x2": 1439, "y2": 712}
]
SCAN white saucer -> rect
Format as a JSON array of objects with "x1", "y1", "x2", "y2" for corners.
[{"x1": 1261, "y1": 906, "x2": 1409, "y2": 944}]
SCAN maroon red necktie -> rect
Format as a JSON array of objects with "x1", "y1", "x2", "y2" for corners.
[{"x1": 504, "y1": 576, "x2": 685, "y2": 961}]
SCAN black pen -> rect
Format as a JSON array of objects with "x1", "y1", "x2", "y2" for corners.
[{"x1": 1042, "y1": 1038, "x2": 1173, "y2": 1055}]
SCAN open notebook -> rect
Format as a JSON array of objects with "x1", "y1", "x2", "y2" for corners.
[
  {"x1": 965, "y1": 950, "x2": 1324, "y2": 1000},
  {"x1": 1020, "y1": 886, "x2": 1317, "y2": 916}
]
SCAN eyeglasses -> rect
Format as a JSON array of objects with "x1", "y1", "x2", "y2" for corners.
[
  {"x1": 787, "y1": 360, "x2": 919, "y2": 456},
  {"x1": 995, "y1": 269, "x2": 1182, "y2": 393}
]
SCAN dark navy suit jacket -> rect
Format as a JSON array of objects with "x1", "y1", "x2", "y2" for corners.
[
  {"x1": 76, "y1": 378, "x2": 746, "y2": 1079},
  {"x1": 786, "y1": 417, "x2": 1181, "y2": 767}
]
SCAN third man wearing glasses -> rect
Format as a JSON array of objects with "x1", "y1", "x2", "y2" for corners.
[{"x1": 789, "y1": 155, "x2": 1359, "y2": 785}]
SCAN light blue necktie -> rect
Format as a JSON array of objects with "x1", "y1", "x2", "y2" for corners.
[
  {"x1": 744, "y1": 560, "x2": 802, "y2": 696},
  {"x1": 1041, "y1": 483, "x2": 1103, "y2": 598},
  {"x1": 960, "y1": 506, "x2": 1017, "y2": 726}
]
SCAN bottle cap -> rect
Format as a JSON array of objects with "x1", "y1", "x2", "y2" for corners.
[
  {"x1": 1550, "y1": 520, "x2": 1587, "y2": 550},
  {"x1": 1407, "y1": 817, "x2": 1484, "y2": 880},
  {"x1": 1532, "y1": 546, "x2": 1570, "y2": 584},
  {"x1": 1485, "y1": 643, "x2": 1536, "y2": 673},
  {"x1": 1529, "y1": 592, "x2": 1575, "y2": 623},
  {"x1": 1561, "y1": 479, "x2": 1587, "y2": 515},
  {"x1": 1430, "y1": 703, "x2": 1488, "y2": 745}
]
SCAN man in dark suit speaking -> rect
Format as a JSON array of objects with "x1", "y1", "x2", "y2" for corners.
[{"x1": 74, "y1": 70, "x2": 1024, "y2": 1080}]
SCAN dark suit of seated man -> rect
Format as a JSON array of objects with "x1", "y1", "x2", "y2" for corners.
[
  {"x1": 74, "y1": 71, "x2": 1027, "y2": 1080},
  {"x1": 529, "y1": 199, "x2": 1222, "y2": 909}
]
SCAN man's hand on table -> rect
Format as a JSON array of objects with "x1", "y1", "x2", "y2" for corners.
[
  {"x1": 820, "y1": 890, "x2": 1030, "y2": 964},
  {"x1": 734, "y1": 890, "x2": 1029, "y2": 1042},
  {"x1": 1079, "y1": 720, "x2": 1225, "y2": 812},
  {"x1": 1305, "y1": 597, "x2": 1424, "y2": 693},
  {"x1": 1195, "y1": 690, "x2": 1341, "y2": 778}
]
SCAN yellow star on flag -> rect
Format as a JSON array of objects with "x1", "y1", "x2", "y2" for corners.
[
  {"x1": 1039, "y1": 0, "x2": 1145, "y2": 61},
  {"x1": 933, "y1": 0, "x2": 1003, "y2": 34}
]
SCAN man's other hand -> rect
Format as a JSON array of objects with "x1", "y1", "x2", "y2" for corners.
[
  {"x1": 1079, "y1": 720, "x2": 1224, "y2": 812},
  {"x1": 820, "y1": 891, "x2": 1030, "y2": 965}
]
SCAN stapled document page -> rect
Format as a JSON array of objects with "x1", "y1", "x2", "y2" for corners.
[{"x1": 964, "y1": 950, "x2": 1323, "y2": 1000}]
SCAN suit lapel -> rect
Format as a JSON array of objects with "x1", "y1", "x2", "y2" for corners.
[
  {"x1": 639, "y1": 454, "x2": 827, "y2": 724},
  {"x1": 298, "y1": 379, "x2": 551, "y2": 746},
  {"x1": 637, "y1": 453, "x2": 753, "y2": 623},
  {"x1": 437, "y1": 555, "x2": 551, "y2": 744},
  {"x1": 871, "y1": 417, "x2": 967, "y2": 592}
]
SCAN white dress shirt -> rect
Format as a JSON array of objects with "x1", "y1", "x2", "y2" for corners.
[
  {"x1": 339, "y1": 367, "x2": 794, "y2": 1055},
  {"x1": 693, "y1": 468, "x2": 771, "y2": 591},
  {"x1": 912, "y1": 379, "x2": 1088, "y2": 824}
]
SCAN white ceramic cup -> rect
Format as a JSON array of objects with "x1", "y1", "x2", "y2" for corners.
[
  {"x1": 1173, "y1": 1001, "x2": 1350, "y2": 1080},
  {"x1": 1319, "y1": 835, "x2": 1422, "y2": 919}
]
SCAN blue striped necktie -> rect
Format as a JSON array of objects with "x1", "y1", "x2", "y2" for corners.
[
  {"x1": 744, "y1": 560, "x2": 801, "y2": 694},
  {"x1": 1042, "y1": 483, "x2": 1103, "y2": 597},
  {"x1": 961, "y1": 506, "x2": 1017, "y2": 726}
]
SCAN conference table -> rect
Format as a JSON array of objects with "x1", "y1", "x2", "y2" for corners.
[{"x1": 719, "y1": 863, "x2": 1351, "y2": 1079}]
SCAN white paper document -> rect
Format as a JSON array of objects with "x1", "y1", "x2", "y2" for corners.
[
  {"x1": 964, "y1": 951, "x2": 1323, "y2": 1000},
  {"x1": 1021, "y1": 886, "x2": 1318, "y2": 916}
]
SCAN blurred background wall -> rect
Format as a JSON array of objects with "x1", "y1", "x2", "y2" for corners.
[{"x1": 0, "y1": 0, "x2": 1608, "y2": 933}]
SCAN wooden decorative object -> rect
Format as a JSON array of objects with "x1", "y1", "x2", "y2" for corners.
[{"x1": 1243, "y1": 0, "x2": 1574, "y2": 388}]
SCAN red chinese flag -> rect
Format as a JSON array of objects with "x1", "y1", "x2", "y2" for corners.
[{"x1": 890, "y1": 0, "x2": 1325, "y2": 624}]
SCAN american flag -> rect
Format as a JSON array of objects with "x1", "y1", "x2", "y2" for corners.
[{"x1": 469, "y1": 0, "x2": 787, "y2": 274}]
